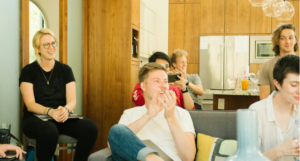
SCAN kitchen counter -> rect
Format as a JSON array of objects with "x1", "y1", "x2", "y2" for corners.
[{"x1": 204, "y1": 89, "x2": 259, "y2": 96}]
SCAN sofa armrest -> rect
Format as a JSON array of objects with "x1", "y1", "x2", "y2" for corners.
[{"x1": 88, "y1": 148, "x2": 113, "y2": 161}]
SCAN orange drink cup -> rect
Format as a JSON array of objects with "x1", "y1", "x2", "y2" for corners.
[{"x1": 241, "y1": 80, "x2": 249, "y2": 91}]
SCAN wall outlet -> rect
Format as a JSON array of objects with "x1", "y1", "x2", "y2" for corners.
[{"x1": 218, "y1": 98, "x2": 225, "y2": 110}]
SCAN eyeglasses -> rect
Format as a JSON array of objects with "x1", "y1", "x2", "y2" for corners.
[{"x1": 43, "y1": 42, "x2": 58, "y2": 49}]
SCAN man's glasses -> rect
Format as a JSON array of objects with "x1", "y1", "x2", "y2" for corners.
[{"x1": 43, "y1": 42, "x2": 58, "y2": 49}]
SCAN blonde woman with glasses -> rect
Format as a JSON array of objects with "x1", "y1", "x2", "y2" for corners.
[{"x1": 19, "y1": 28, "x2": 98, "y2": 161}]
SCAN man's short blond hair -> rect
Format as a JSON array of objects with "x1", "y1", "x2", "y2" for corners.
[
  {"x1": 170, "y1": 49, "x2": 188, "y2": 67},
  {"x1": 138, "y1": 63, "x2": 166, "y2": 84}
]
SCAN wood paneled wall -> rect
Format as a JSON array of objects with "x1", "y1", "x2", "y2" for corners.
[{"x1": 83, "y1": 0, "x2": 132, "y2": 152}]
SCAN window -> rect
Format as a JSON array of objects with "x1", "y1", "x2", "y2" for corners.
[{"x1": 29, "y1": 1, "x2": 46, "y2": 63}]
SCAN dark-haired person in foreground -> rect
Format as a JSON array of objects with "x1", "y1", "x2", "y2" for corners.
[
  {"x1": 250, "y1": 55, "x2": 300, "y2": 161},
  {"x1": 132, "y1": 52, "x2": 194, "y2": 109},
  {"x1": 259, "y1": 23, "x2": 298, "y2": 100},
  {"x1": 108, "y1": 63, "x2": 196, "y2": 161},
  {"x1": 0, "y1": 144, "x2": 26, "y2": 161}
]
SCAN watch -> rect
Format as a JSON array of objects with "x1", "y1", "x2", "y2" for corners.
[
  {"x1": 181, "y1": 88, "x2": 188, "y2": 93},
  {"x1": 186, "y1": 80, "x2": 189, "y2": 86}
]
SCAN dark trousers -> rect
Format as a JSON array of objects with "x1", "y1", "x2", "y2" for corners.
[
  {"x1": 194, "y1": 103, "x2": 202, "y2": 110},
  {"x1": 22, "y1": 115, "x2": 98, "y2": 161}
]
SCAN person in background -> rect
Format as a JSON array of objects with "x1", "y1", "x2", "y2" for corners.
[
  {"x1": 250, "y1": 55, "x2": 300, "y2": 161},
  {"x1": 259, "y1": 23, "x2": 298, "y2": 100},
  {"x1": 19, "y1": 28, "x2": 98, "y2": 161},
  {"x1": 108, "y1": 63, "x2": 196, "y2": 161},
  {"x1": 0, "y1": 144, "x2": 26, "y2": 161},
  {"x1": 132, "y1": 52, "x2": 194, "y2": 110},
  {"x1": 170, "y1": 49, "x2": 204, "y2": 110}
]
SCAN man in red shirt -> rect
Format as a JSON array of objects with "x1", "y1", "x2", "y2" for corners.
[{"x1": 132, "y1": 52, "x2": 194, "y2": 109}]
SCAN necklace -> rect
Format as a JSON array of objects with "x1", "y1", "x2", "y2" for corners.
[{"x1": 40, "y1": 64, "x2": 54, "y2": 85}]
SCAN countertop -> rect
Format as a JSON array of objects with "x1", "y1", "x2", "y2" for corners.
[{"x1": 203, "y1": 89, "x2": 259, "y2": 96}]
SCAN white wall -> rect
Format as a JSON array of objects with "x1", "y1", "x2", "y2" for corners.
[
  {"x1": 68, "y1": 0, "x2": 83, "y2": 115},
  {"x1": 143, "y1": 0, "x2": 169, "y2": 54},
  {"x1": 31, "y1": 0, "x2": 60, "y2": 60},
  {"x1": 0, "y1": 0, "x2": 21, "y2": 142}
]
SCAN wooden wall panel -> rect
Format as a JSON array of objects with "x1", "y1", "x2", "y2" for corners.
[
  {"x1": 295, "y1": 0, "x2": 299, "y2": 55},
  {"x1": 187, "y1": 63, "x2": 199, "y2": 74},
  {"x1": 184, "y1": 4, "x2": 200, "y2": 64},
  {"x1": 249, "y1": 64, "x2": 263, "y2": 75},
  {"x1": 168, "y1": 4, "x2": 185, "y2": 55},
  {"x1": 59, "y1": 0, "x2": 68, "y2": 64},
  {"x1": 83, "y1": 0, "x2": 132, "y2": 152},
  {"x1": 21, "y1": 0, "x2": 29, "y2": 68}
]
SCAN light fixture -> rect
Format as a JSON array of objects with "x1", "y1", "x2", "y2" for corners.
[
  {"x1": 249, "y1": 0, "x2": 270, "y2": 7},
  {"x1": 276, "y1": 0, "x2": 295, "y2": 21},
  {"x1": 262, "y1": 0, "x2": 284, "y2": 17}
]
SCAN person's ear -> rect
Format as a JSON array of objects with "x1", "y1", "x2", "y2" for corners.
[
  {"x1": 140, "y1": 82, "x2": 146, "y2": 92},
  {"x1": 273, "y1": 79, "x2": 281, "y2": 91},
  {"x1": 172, "y1": 62, "x2": 176, "y2": 69}
]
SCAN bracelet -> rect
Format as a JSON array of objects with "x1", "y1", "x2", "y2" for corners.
[
  {"x1": 181, "y1": 88, "x2": 188, "y2": 93},
  {"x1": 186, "y1": 80, "x2": 189, "y2": 86},
  {"x1": 64, "y1": 107, "x2": 69, "y2": 113},
  {"x1": 46, "y1": 108, "x2": 52, "y2": 116}
]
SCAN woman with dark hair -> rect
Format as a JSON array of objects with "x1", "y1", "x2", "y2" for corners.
[{"x1": 250, "y1": 55, "x2": 300, "y2": 161}]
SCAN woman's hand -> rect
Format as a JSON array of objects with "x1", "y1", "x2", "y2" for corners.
[
  {"x1": 57, "y1": 106, "x2": 69, "y2": 123},
  {"x1": 277, "y1": 139, "x2": 300, "y2": 157},
  {"x1": 49, "y1": 108, "x2": 64, "y2": 122}
]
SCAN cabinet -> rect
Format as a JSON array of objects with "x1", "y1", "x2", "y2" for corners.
[
  {"x1": 200, "y1": 0, "x2": 225, "y2": 34},
  {"x1": 225, "y1": 0, "x2": 250, "y2": 34},
  {"x1": 295, "y1": 0, "x2": 299, "y2": 55},
  {"x1": 132, "y1": 0, "x2": 140, "y2": 27},
  {"x1": 184, "y1": 4, "x2": 200, "y2": 64},
  {"x1": 250, "y1": 5, "x2": 272, "y2": 33},
  {"x1": 170, "y1": 0, "x2": 200, "y2": 3},
  {"x1": 168, "y1": 4, "x2": 185, "y2": 55},
  {"x1": 131, "y1": 61, "x2": 140, "y2": 107},
  {"x1": 169, "y1": 4, "x2": 200, "y2": 73}
]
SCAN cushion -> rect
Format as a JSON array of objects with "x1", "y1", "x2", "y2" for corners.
[{"x1": 195, "y1": 133, "x2": 237, "y2": 161}]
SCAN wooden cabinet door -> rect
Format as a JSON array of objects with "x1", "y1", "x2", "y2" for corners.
[
  {"x1": 187, "y1": 64, "x2": 199, "y2": 74},
  {"x1": 185, "y1": 0, "x2": 201, "y2": 3},
  {"x1": 225, "y1": 0, "x2": 250, "y2": 34},
  {"x1": 132, "y1": 0, "x2": 140, "y2": 27},
  {"x1": 294, "y1": 0, "x2": 299, "y2": 55},
  {"x1": 184, "y1": 4, "x2": 200, "y2": 64},
  {"x1": 271, "y1": 0, "x2": 294, "y2": 32},
  {"x1": 169, "y1": 0, "x2": 185, "y2": 3},
  {"x1": 169, "y1": 4, "x2": 185, "y2": 55},
  {"x1": 131, "y1": 63, "x2": 140, "y2": 107},
  {"x1": 250, "y1": 5, "x2": 272, "y2": 33},
  {"x1": 200, "y1": 0, "x2": 225, "y2": 34}
]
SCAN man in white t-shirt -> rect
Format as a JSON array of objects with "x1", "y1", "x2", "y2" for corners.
[{"x1": 107, "y1": 63, "x2": 196, "y2": 161}]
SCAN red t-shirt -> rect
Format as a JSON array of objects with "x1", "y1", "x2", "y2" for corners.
[{"x1": 132, "y1": 83, "x2": 194, "y2": 109}]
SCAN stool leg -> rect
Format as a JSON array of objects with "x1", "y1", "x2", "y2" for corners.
[{"x1": 71, "y1": 144, "x2": 74, "y2": 161}]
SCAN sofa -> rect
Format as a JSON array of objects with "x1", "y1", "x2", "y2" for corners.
[{"x1": 88, "y1": 110, "x2": 237, "y2": 161}]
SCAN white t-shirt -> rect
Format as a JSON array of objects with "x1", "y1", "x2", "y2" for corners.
[
  {"x1": 249, "y1": 91, "x2": 299, "y2": 161},
  {"x1": 118, "y1": 105, "x2": 195, "y2": 161}
]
